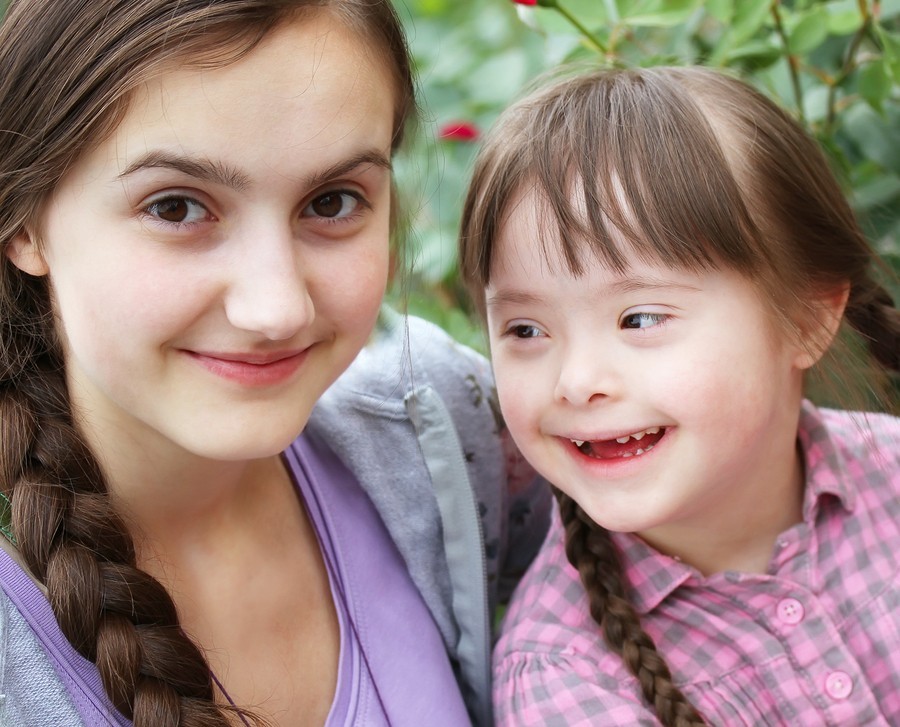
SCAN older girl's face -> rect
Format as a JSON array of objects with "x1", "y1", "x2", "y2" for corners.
[{"x1": 8, "y1": 13, "x2": 396, "y2": 463}]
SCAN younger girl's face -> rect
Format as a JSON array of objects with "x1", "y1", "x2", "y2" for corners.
[
  {"x1": 9, "y1": 13, "x2": 396, "y2": 464},
  {"x1": 485, "y1": 190, "x2": 816, "y2": 555}
]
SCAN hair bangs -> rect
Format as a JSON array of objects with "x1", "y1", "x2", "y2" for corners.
[{"x1": 523, "y1": 69, "x2": 764, "y2": 280}]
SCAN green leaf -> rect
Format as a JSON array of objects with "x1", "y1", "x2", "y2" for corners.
[
  {"x1": 802, "y1": 83, "x2": 831, "y2": 123},
  {"x1": 858, "y1": 61, "x2": 891, "y2": 113},
  {"x1": 710, "y1": 0, "x2": 771, "y2": 63},
  {"x1": 704, "y1": 0, "x2": 734, "y2": 24},
  {"x1": 788, "y1": 8, "x2": 829, "y2": 54},
  {"x1": 732, "y1": 0, "x2": 772, "y2": 42},
  {"x1": 843, "y1": 102, "x2": 900, "y2": 176},
  {"x1": 464, "y1": 50, "x2": 530, "y2": 104},
  {"x1": 414, "y1": 0, "x2": 450, "y2": 16},
  {"x1": 876, "y1": 26, "x2": 900, "y2": 82},
  {"x1": 622, "y1": 0, "x2": 701, "y2": 27},
  {"x1": 823, "y1": 0, "x2": 864, "y2": 35},
  {"x1": 725, "y1": 39, "x2": 782, "y2": 68},
  {"x1": 553, "y1": 0, "x2": 612, "y2": 27},
  {"x1": 852, "y1": 172, "x2": 900, "y2": 211}
]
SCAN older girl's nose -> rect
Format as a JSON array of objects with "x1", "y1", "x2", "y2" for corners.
[{"x1": 223, "y1": 228, "x2": 314, "y2": 340}]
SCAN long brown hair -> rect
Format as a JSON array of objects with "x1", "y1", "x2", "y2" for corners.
[
  {"x1": 0, "y1": 1, "x2": 414, "y2": 725},
  {"x1": 459, "y1": 66, "x2": 899, "y2": 726}
]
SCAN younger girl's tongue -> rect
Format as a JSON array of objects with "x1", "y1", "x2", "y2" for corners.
[{"x1": 581, "y1": 429, "x2": 665, "y2": 459}]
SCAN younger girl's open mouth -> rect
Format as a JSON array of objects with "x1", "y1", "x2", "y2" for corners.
[{"x1": 570, "y1": 426, "x2": 668, "y2": 460}]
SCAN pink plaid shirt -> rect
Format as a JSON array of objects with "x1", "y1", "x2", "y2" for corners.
[{"x1": 494, "y1": 402, "x2": 900, "y2": 726}]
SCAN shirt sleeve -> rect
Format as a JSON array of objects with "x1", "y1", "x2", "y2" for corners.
[{"x1": 493, "y1": 650, "x2": 660, "y2": 727}]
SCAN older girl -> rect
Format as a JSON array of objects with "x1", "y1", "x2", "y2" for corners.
[
  {"x1": 0, "y1": 1, "x2": 548, "y2": 725},
  {"x1": 459, "y1": 66, "x2": 899, "y2": 726}
]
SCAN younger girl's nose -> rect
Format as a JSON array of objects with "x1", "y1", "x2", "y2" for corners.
[
  {"x1": 553, "y1": 345, "x2": 620, "y2": 405},
  {"x1": 223, "y1": 231, "x2": 314, "y2": 341}
]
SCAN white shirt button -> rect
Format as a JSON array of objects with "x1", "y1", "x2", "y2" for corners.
[{"x1": 776, "y1": 597, "x2": 804, "y2": 625}]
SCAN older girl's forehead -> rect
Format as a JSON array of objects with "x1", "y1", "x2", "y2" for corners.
[{"x1": 81, "y1": 14, "x2": 397, "y2": 184}]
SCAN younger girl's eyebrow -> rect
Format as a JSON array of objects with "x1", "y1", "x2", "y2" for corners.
[
  {"x1": 608, "y1": 276, "x2": 702, "y2": 294},
  {"x1": 486, "y1": 276, "x2": 701, "y2": 308},
  {"x1": 486, "y1": 290, "x2": 544, "y2": 309},
  {"x1": 117, "y1": 148, "x2": 392, "y2": 190}
]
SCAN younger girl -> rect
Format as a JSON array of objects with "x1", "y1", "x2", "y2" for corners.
[
  {"x1": 0, "y1": 1, "x2": 549, "y2": 725},
  {"x1": 459, "y1": 66, "x2": 900, "y2": 725}
]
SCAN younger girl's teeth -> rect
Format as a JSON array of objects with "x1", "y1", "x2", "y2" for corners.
[
  {"x1": 616, "y1": 426, "x2": 662, "y2": 444},
  {"x1": 572, "y1": 439, "x2": 585, "y2": 448}
]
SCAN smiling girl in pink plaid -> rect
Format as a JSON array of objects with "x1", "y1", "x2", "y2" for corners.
[{"x1": 459, "y1": 66, "x2": 900, "y2": 726}]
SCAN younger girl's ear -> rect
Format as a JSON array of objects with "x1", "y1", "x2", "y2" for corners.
[
  {"x1": 5, "y1": 230, "x2": 49, "y2": 276},
  {"x1": 793, "y1": 283, "x2": 850, "y2": 370}
]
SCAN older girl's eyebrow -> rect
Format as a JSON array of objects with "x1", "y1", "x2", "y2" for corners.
[
  {"x1": 305, "y1": 150, "x2": 393, "y2": 188},
  {"x1": 117, "y1": 149, "x2": 392, "y2": 190},
  {"x1": 118, "y1": 152, "x2": 250, "y2": 190}
]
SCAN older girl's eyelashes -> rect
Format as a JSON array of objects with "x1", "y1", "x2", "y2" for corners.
[
  {"x1": 302, "y1": 189, "x2": 370, "y2": 223},
  {"x1": 142, "y1": 194, "x2": 212, "y2": 228},
  {"x1": 137, "y1": 187, "x2": 373, "y2": 233}
]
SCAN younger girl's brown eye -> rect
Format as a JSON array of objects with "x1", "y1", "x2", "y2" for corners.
[
  {"x1": 621, "y1": 312, "x2": 668, "y2": 329},
  {"x1": 511, "y1": 324, "x2": 543, "y2": 338}
]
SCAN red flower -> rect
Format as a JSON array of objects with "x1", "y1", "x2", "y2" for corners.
[
  {"x1": 438, "y1": 121, "x2": 480, "y2": 142},
  {"x1": 512, "y1": 0, "x2": 537, "y2": 5}
]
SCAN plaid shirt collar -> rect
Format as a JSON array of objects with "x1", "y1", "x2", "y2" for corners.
[{"x1": 613, "y1": 400, "x2": 857, "y2": 615}]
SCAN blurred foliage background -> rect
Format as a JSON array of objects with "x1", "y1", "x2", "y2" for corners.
[
  {"x1": 391, "y1": 0, "x2": 900, "y2": 355},
  {"x1": 0, "y1": 0, "x2": 897, "y2": 361}
]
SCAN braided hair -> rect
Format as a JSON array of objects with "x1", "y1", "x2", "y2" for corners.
[{"x1": 556, "y1": 491, "x2": 706, "y2": 726}]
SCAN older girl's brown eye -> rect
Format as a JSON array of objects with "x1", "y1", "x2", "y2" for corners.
[
  {"x1": 311, "y1": 193, "x2": 343, "y2": 218},
  {"x1": 154, "y1": 198, "x2": 189, "y2": 222},
  {"x1": 304, "y1": 191, "x2": 362, "y2": 220},
  {"x1": 146, "y1": 196, "x2": 207, "y2": 225}
]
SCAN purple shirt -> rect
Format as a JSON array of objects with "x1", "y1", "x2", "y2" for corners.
[
  {"x1": 0, "y1": 431, "x2": 469, "y2": 726},
  {"x1": 493, "y1": 402, "x2": 900, "y2": 726}
]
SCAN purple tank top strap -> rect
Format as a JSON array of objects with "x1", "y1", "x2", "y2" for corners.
[{"x1": 285, "y1": 432, "x2": 470, "y2": 727}]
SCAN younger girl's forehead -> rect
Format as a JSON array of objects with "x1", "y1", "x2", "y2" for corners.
[{"x1": 492, "y1": 181, "x2": 636, "y2": 280}]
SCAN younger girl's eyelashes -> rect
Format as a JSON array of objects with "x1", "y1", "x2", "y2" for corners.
[
  {"x1": 505, "y1": 323, "x2": 546, "y2": 339},
  {"x1": 620, "y1": 311, "x2": 670, "y2": 330}
]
